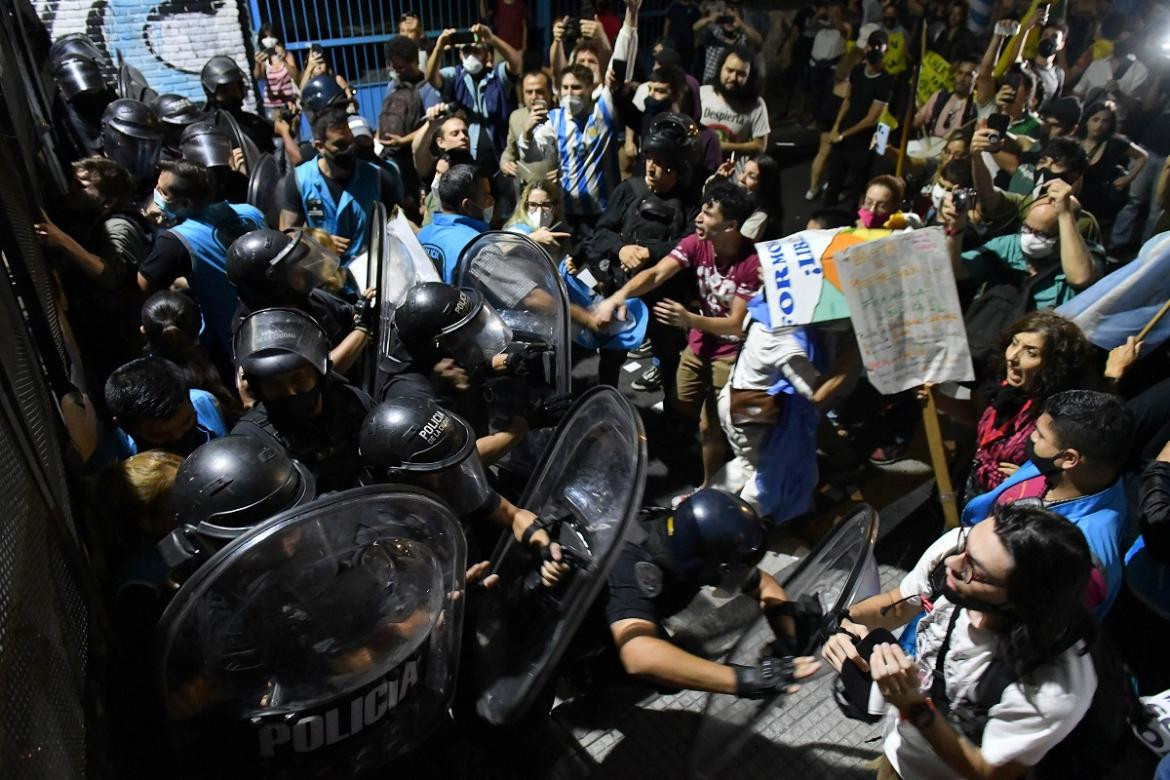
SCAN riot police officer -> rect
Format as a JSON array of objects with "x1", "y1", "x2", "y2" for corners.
[
  {"x1": 359, "y1": 396, "x2": 569, "y2": 586},
  {"x1": 601, "y1": 489, "x2": 819, "y2": 698},
  {"x1": 49, "y1": 36, "x2": 115, "y2": 162},
  {"x1": 200, "y1": 54, "x2": 274, "y2": 153},
  {"x1": 231, "y1": 307, "x2": 374, "y2": 492},
  {"x1": 154, "y1": 94, "x2": 204, "y2": 162},
  {"x1": 226, "y1": 228, "x2": 374, "y2": 376},
  {"x1": 100, "y1": 98, "x2": 164, "y2": 185},
  {"x1": 180, "y1": 119, "x2": 247, "y2": 203},
  {"x1": 393, "y1": 281, "x2": 570, "y2": 465}
]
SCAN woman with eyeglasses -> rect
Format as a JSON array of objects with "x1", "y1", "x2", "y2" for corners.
[
  {"x1": 503, "y1": 179, "x2": 572, "y2": 258},
  {"x1": 821, "y1": 502, "x2": 1105, "y2": 780}
]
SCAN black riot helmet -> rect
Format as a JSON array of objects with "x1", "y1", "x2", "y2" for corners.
[
  {"x1": 650, "y1": 489, "x2": 766, "y2": 589},
  {"x1": 359, "y1": 397, "x2": 493, "y2": 515},
  {"x1": 234, "y1": 307, "x2": 331, "y2": 380},
  {"x1": 200, "y1": 55, "x2": 246, "y2": 103},
  {"x1": 179, "y1": 118, "x2": 233, "y2": 168},
  {"x1": 101, "y1": 98, "x2": 163, "y2": 180},
  {"x1": 52, "y1": 54, "x2": 108, "y2": 101},
  {"x1": 393, "y1": 282, "x2": 512, "y2": 371},
  {"x1": 301, "y1": 74, "x2": 348, "y2": 118},
  {"x1": 226, "y1": 228, "x2": 342, "y2": 306},
  {"x1": 173, "y1": 434, "x2": 316, "y2": 542},
  {"x1": 154, "y1": 93, "x2": 204, "y2": 128},
  {"x1": 642, "y1": 111, "x2": 698, "y2": 172},
  {"x1": 49, "y1": 33, "x2": 107, "y2": 68}
]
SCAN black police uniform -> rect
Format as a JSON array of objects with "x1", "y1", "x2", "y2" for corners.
[{"x1": 232, "y1": 374, "x2": 373, "y2": 493}]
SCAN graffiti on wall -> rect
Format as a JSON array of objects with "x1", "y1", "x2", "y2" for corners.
[{"x1": 35, "y1": 0, "x2": 253, "y2": 104}]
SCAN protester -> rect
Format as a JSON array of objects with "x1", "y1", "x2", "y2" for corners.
[
  {"x1": 821, "y1": 30, "x2": 892, "y2": 207},
  {"x1": 418, "y1": 164, "x2": 494, "y2": 282},
  {"x1": 698, "y1": 45, "x2": 770, "y2": 161},
  {"x1": 499, "y1": 69, "x2": 557, "y2": 190},
  {"x1": 1076, "y1": 101, "x2": 1149, "y2": 235},
  {"x1": 252, "y1": 24, "x2": 299, "y2": 119}
]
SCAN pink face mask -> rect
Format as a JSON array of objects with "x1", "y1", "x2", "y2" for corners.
[{"x1": 857, "y1": 207, "x2": 883, "y2": 228}]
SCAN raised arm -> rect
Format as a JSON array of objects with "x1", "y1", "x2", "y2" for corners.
[
  {"x1": 472, "y1": 23, "x2": 521, "y2": 77},
  {"x1": 426, "y1": 29, "x2": 454, "y2": 89}
]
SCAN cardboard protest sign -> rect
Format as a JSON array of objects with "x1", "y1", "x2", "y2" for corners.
[
  {"x1": 834, "y1": 227, "x2": 973, "y2": 394},
  {"x1": 917, "y1": 50, "x2": 955, "y2": 107}
]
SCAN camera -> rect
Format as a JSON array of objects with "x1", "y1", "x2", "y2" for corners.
[
  {"x1": 717, "y1": 13, "x2": 735, "y2": 23},
  {"x1": 562, "y1": 17, "x2": 582, "y2": 52},
  {"x1": 310, "y1": 43, "x2": 324, "y2": 58},
  {"x1": 952, "y1": 188, "x2": 976, "y2": 211}
]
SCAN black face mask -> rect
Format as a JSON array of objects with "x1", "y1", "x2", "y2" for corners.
[
  {"x1": 327, "y1": 146, "x2": 357, "y2": 173},
  {"x1": 939, "y1": 576, "x2": 1015, "y2": 617},
  {"x1": 1037, "y1": 38, "x2": 1057, "y2": 58},
  {"x1": 217, "y1": 95, "x2": 244, "y2": 113},
  {"x1": 882, "y1": 17, "x2": 897, "y2": 28},
  {"x1": 1025, "y1": 438, "x2": 1064, "y2": 478},
  {"x1": 866, "y1": 48, "x2": 884, "y2": 66},
  {"x1": 265, "y1": 384, "x2": 323, "y2": 424},
  {"x1": 166, "y1": 423, "x2": 214, "y2": 457}
]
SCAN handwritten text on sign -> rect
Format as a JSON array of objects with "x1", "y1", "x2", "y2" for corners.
[
  {"x1": 758, "y1": 229, "x2": 839, "y2": 327},
  {"x1": 835, "y1": 227, "x2": 973, "y2": 394}
]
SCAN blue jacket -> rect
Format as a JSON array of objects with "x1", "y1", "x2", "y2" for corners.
[
  {"x1": 112, "y1": 389, "x2": 228, "y2": 459},
  {"x1": 170, "y1": 202, "x2": 265, "y2": 354},
  {"x1": 294, "y1": 156, "x2": 381, "y2": 264},
  {"x1": 418, "y1": 212, "x2": 489, "y2": 283},
  {"x1": 962, "y1": 460, "x2": 1128, "y2": 616}
]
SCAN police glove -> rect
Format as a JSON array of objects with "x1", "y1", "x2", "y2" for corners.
[
  {"x1": 353, "y1": 296, "x2": 378, "y2": 334},
  {"x1": 527, "y1": 392, "x2": 574, "y2": 429},
  {"x1": 500, "y1": 341, "x2": 549, "y2": 375},
  {"x1": 732, "y1": 656, "x2": 796, "y2": 700}
]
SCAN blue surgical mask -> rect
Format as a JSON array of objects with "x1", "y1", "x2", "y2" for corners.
[{"x1": 153, "y1": 188, "x2": 177, "y2": 218}]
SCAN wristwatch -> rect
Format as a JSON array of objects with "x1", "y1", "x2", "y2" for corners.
[{"x1": 900, "y1": 698, "x2": 937, "y2": 730}]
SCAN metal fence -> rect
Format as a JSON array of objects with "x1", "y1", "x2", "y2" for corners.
[{"x1": 247, "y1": 0, "x2": 479, "y2": 131}]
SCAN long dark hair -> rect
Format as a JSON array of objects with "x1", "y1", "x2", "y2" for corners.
[
  {"x1": 713, "y1": 44, "x2": 762, "y2": 109},
  {"x1": 750, "y1": 153, "x2": 785, "y2": 240},
  {"x1": 1078, "y1": 101, "x2": 1118, "y2": 141},
  {"x1": 992, "y1": 503, "x2": 1096, "y2": 678},
  {"x1": 140, "y1": 291, "x2": 242, "y2": 420},
  {"x1": 994, "y1": 310, "x2": 1096, "y2": 401}
]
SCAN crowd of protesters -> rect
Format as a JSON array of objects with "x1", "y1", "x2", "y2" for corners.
[{"x1": 26, "y1": 0, "x2": 1170, "y2": 776}]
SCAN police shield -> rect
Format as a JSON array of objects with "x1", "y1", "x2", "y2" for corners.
[
  {"x1": 246, "y1": 152, "x2": 282, "y2": 228},
  {"x1": 156, "y1": 486, "x2": 467, "y2": 775},
  {"x1": 689, "y1": 504, "x2": 880, "y2": 779},
  {"x1": 117, "y1": 61, "x2": 157, "y2": 104},
  {"x1": 375, "y1": 207, "x2": 442, "y2": 382},
  {"x1": 453, "y1": 231, "x2": 571, "y2": 395},
  {"x1": 468, "y1": 385, "x2": 647, "y2": 726},
  {"x1": 214, "y1": 108, "x2": 261, "y2": 173}
]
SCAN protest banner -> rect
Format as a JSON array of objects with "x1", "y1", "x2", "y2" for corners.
[
  {"x1": 755, "y1": 228, "x2": 893, "y2": 328},
  {"x1": 916, "y1": 50, "x2": 955, "y2": 107},
  {"x1": 836, "y1": 227, "x2": 974, "y2": 527},
  {"x1": 835, "y1": 227, "x2": 973, "y2": 394}
]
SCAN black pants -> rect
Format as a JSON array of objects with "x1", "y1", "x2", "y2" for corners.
[
  {"x1": 823, "y1": 139, "x2": 874, "y2": 208},
  {"x1": 597, "y1": 348, "x2": 629, "y2": 388}
]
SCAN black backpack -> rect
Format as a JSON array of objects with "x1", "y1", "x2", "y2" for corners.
[{"x1": 962, "y1": 261, "x2": 1059, "y2": 379}]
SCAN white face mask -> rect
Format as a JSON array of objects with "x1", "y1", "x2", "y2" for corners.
[
  {"x1": 528, "y1": 207, "x2": 552, "y2": 228},
  {"x1": 462, "y1": 55, "x2": 484, "y2": 75},
  {"x1": 930, "y1": 183, "x2": 948, "y2": 213},
  {"x1": 431, "y1": 173, "x2": 442, "y2": 194},
  {"x1": 1019, "y1": 229, "x2": 1057, "y2": 258},
  {"x1": 388, "y1": 67, "x2": 401, "y2": 83},
  {"x1": 561, "y1": 94, "x2": 587, "y2": 116},
  {"x1": 480, "y1": 204, "x2": 494, "y2": 224},
  {"x1": 261, "y1": 36, "x2": 278, "y2": 49}
]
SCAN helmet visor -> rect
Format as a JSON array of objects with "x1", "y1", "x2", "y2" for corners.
[
  {"x1": 182, "y1": 131, "x2": 233, "y2": 168},
  {"x1": 102, "y1": 130, "x2": 162, "y2": 179},
  {"x1": 56, "y1": 58, "x2": 106, "y2": 99},
  {"x1": 274, "y1": 231, "x2": 343, "y2": 296},
  {"x1": 440, "y1": 300, "x2": 512, "y2": 371}
]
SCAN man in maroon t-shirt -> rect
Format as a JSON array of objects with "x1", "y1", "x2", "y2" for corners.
[{"x1": 595, "y1": 181, "x2": 761, "y2": 485}]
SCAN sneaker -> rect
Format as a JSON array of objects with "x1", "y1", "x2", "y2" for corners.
[
  {"x1": 631, "y1": 365, "x2": 661, "y2": 392},
  {"x1": 629, "y1": 340, "x2": 653, "y2": 359},
  {"x1": 868, "y1": 441, "x2": 909, "y2": 465},
  {"x1": 804, "y1": 187, "x2": 819, "y2": 201}
]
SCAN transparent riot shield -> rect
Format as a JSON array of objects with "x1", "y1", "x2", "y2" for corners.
[
  {"x1": 117, "y1": 61, "x2": 157, "y2": 104},
  {"x1": 468, "y1": 385, "x2": 647, "y2": 727},
  {"x1": 689, "y1": 504, "x2": 880, "y2": 779},
  {"x1": 156, "y1": 486, "x2": 467, "y2": 776},
  {"x1": 246, "y1": 153, "x2": 281, "y2": 229},
  {"x1": 453, "y1": 231, "x2": 571, "y2": 395},
  {"x1": 214, "y1": 109, "x2": 261, "y2": 174}
]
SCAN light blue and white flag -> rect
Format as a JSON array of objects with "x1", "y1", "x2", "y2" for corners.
[{"x1": 1055, "y1": 231, "x2": 1170, "y2": 350}]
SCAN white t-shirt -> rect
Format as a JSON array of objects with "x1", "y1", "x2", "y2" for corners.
[
  {"x1": 730, "y1": 320, "x2": 818, "y2": 399},
  {"x1": 1072, "y1": 57, "x2": 1149, "y2": 102},
  {"x1": 882, "y1": 529, "x2": 1098, "y2": 779},
  {"x1": 699, "y1": 84, "x2": 770, "y2": 147}
]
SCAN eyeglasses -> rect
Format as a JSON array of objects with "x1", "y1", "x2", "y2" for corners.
[
  {"x1": 952, "y1": 526, "x2": 1006, "y2": 587},
  {"x1": 1019, "y1": 222, "x2": 1057, "y2": 241},
  {"x1": 525, "y1": 201, "x2": 554, "y2": 211}
]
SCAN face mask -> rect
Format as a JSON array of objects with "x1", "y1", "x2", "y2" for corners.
[
  {"x1": 882, "y1": 17, "x2": 897, "y2": 28},
  {"x1": 167, "y1": 424, "x2": 213, "y2": 457},
  {"x1": 1025, "y1": 437, "x2": 1065, "y2": 477},
  {"x1": 327, "y1": 146, "x2": 357, "y2": 172},
  {"x1": 1018, "y1": 229, "x2": 1057, "y2": 259},
  {"x1": 866, "y1": 48, "x2": 884, "y2": 66},
  {"x1": 644, "y1": 96, "x2": 670, "y2": 117},
  {"x1": 930, "y1": 183, "x2": 948, "y2": 213},
  {"x1": 261, "y1": 36, "x2": 278, "y2": 49},
  {"x1": 153, "y1": 189, "x2": 177, "y2": 218},
  {"x1": 528, "y1": 207, "x2": 552, "y2": 228},
  {"x1": 1037, "y1": 38, "x2": 1057, "y2": 58},
  {"x1": 939, "y1": 576, "x2": 1015, "y2": 617},
  {"x1": 265, "y1": 384, "x2": 322, "y2": 423},
  {"x1": 480, "y1": 204, "x2": 494, "y2": 224},
  {"x1": 857, "y1": 207, "x2": 883, "y2": 228},
  {"x1": 388, "y1": 67, "x2": 401, "y2": 83},
  {"x1": 561, "y1": 94, "x2": 587, "y2": 117},
  {"x1": 462, "y1": 55, "x2": 484, "y2": 76}
]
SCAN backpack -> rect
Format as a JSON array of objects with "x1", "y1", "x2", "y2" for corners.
[{"x1": 962, "y1": 261, "x2": 1059, "y2": 379}]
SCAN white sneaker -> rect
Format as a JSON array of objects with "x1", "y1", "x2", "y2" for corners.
[{"x1": 804, "y1": 187, "x2": 819, "y2": 201}]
